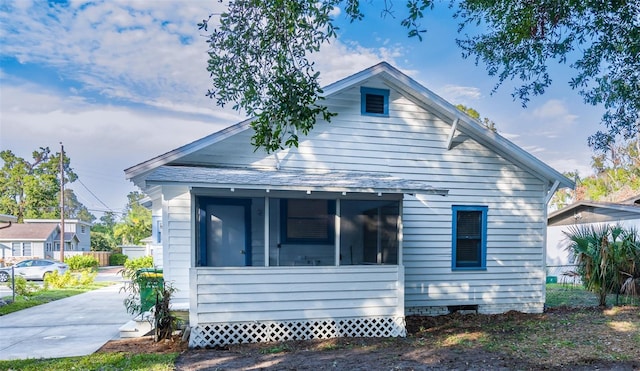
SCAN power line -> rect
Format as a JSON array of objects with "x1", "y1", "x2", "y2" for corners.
[{"x1": 75, "y1": 178, "x2": 114, "y2": 212}]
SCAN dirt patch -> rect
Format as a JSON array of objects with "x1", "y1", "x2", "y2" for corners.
[
  {"x1": 97, "y1": 335, "x2": 188, "y2": 355},
  {"x1": 98, "y1": 307, "x2": 640, "y2": 370}
]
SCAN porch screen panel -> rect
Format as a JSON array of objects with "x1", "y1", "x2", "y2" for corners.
[{"x1": 340, "y1": 200, "x2": 399, "y2": 265}]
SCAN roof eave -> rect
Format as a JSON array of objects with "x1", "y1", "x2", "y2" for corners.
[{"x1": 145, "y1": 179, "x2": 449, "y2": 196}]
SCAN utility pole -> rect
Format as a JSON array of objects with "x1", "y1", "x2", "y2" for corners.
[{"x1": 60, "y1": 142, "x2": 65, "y2": 263}]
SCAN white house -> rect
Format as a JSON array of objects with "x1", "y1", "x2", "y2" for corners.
[
  {"x1": 125, "y1": 62, "x2": 572, "y2": 348},
  {"x1": 547, "y1": 195, "x2": 640, "y2": 278}
]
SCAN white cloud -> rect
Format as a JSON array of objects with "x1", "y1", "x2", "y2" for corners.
[
  {"x1": 0, "y1": 84, "x2": 236, "y2": 212},
  {"x1": 440, "y1": 85, "x2": 482, "y2": 102},
  {"x1": 533, "y1": 99, "x2": 578, "y2": 125},
  {"x1": 0, "y1": 1, "x2": 222, "y2": 111}
]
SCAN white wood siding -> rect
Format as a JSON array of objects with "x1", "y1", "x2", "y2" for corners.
[
  {"x1": 162, "y1": 186, "x2": 192, "y2": 307},
  {"x1": 172, "y1": 75, "x2": 549, "y2": 314},
  {"x1": 189, "y1": 265, "x2": 403, "y2": 324}
]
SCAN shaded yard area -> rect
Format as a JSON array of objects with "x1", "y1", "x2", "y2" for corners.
[{"x1": 93, "y1": 285, "x2": 640, "y2": 370}]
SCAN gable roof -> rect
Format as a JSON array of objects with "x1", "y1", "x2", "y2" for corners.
[
  {"x1": 125, "y1": 62, "x2": 573, "y2": 190},
  {"x1": 0, "y1": 223, "x2": 59, "y2": 241},
  {"x1": 548, "y1": 200, "x2": 640, "y2": 226}
]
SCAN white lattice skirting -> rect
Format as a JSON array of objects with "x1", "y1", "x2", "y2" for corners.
[{"x1": 189, "y1": 316, "x2": 406, "y2": 348}]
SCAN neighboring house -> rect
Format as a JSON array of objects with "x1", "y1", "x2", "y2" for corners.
[
  {"x1": 125, "y1": 62, "x2": 572, "y2": 348},
  {"x1": 0, "y1": 223, "x2": 61, "y2": 263},
  {"x1": 24, "y1": 219, "x2": 92, "y2": 252},
  {"x1": 547, "y1": 195, "x2": 640, "y2": 277}
]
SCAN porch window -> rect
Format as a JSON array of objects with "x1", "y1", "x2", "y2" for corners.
[
  {"x1": 340, "y1": 200, "x2": 400, "y2": 265},
  {"x1": 452, "y1": 205, "x2": 487, "y2": 270},
  {"x1": 281, "y1": 199, "x2": 335, "y2": 244}
]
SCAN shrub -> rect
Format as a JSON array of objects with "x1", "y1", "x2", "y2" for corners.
[
  {"x1": 123, "y1": 256, "x2": 154, "y2": 272},
  {"x1": 44, "y1": 271, "x2": 79, "y2": 289},
  {"x1": 44, "y1": 269, "x2": 97, "y2": 289},
  {"x1": 7, "y1": 276, "x2": 40, "y2": 296},
  {"x1": 65, "y1": 255, "x2": 99, "y2": 271},
  {"x1": 77, "y1": 269, "x2": 98, "y2": 286},
  {"x1": 109, "y1": 253, "x2": 128, "y2": 266}
]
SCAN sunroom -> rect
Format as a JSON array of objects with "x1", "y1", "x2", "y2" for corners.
[{"x1": 145, "y1": 166, "x2": 448, "y2": 347}]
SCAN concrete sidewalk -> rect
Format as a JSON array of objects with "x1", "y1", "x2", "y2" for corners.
[{"x1": 0, "y1": 283, "x2": 132, "y2": 360}]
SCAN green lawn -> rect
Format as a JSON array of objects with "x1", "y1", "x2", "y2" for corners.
[
  {"x1": 0, "y1": 353, "x2": 177, "y2": 371},
  {"x1": 546, "y1": 283, "x2": 640, "y2": 307}
]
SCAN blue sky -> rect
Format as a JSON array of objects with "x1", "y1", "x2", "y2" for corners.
[{"x1": 0, "y1": 1, "x2": 602, "y2": 218}]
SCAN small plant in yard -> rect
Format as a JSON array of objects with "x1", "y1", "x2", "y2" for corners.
[
  {"x1": 120, "y1": 256, "x2": 157, "y2": 315},
  {"x1": 259, "y1": 344, "x2": 290, "y2": 354},
  {"x1": 6, "y1": 276, "x2": 40, "y2": 297},
  {"x1": 153, "y1": 282, "x2": 180, "y2": 342}
]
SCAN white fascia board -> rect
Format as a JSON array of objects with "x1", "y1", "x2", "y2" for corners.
[{"x1": 124, "y1": 118, "x2": 254, "y2": 180}]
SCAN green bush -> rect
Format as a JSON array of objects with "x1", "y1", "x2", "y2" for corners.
[
  {"x1": 44, "y1": 271, "x2": 80, "y2": 289},
  {"x1": 65, "y1": 255, "x2": 99, "y2": 271},
  {"x1": 123, "y1": 256, "x2": 154, "y2": 272},
  {"x1": 109, "y1": 253, "x2": 128, "y2": 266},
  {"x1": 7, "y1": 276, "x2": 40, "y2": 296},
  {"x1": 77, "y1": 269, "x2": 98, "y2": 286}
]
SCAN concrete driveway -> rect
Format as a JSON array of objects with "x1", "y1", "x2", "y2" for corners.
[{"x1": 0, "y1": 268, "x2": 133, "y2": 361}]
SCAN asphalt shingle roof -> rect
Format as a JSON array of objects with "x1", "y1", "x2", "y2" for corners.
[{"x1": 0, "y1": 223, "x2": 58, "y2": 241}]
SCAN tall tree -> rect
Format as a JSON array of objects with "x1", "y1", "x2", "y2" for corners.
[
  {"x1": 0, "y1": 147, "x2": 77, "y2": 222},
  {"x1": 202, "y1": 1, "x2": 639, "y2": 153},
  {"x1": 578, "y1": 139, "x2": 640, "y2": 202},
  {"x1": 455, "y1": 104, "x2": 497, "y2": 132},
  {"x1": 113, "y1": 191, "x2": 151, "y2": 245},
  {"x1": 91, "y1": 211, "x2": 119, "y2": 251},
  {"x1": 64, "y1": 189, "x2": 96, "y2": 223}
]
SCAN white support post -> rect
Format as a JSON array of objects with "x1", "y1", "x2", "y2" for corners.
[
  {"x1": 335, "y1": 198, "x2": 341, "y2": 266},
  {"x1": 264, "y1": 196, "x2": 270, "y2": 267}
]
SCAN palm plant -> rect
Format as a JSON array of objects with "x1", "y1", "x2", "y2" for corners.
[{"x1": 564, "y1": 224, "x2": 640, "y2": 306}]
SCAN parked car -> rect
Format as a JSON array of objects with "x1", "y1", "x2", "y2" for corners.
[{"x1": 0, "y1": 259, "x2": 69, "y2": 282}]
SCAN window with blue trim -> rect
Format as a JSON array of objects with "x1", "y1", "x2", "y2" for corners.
[
  {"x1": 360, "y1": 87, "x2": 389, "y2": 116},
  {"x1": 452, "y1": 205, "x2": 487, "y2": 269}
]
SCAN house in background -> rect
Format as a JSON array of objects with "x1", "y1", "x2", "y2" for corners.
[
  {"x1": 24, "y1": 219, "x2": 92, "y2": 253},
  {"x1": 125, "y1": 62, "x2": 572, "y2": 348},
  {"x1": 0, "y1": 219, "x2": 89, "y2": 263},
  {"x1": 546, "y1": 195, "x2": 640, "y2": 277},
  {"x1": 0, "y1": 223, "x2": 61, "y2": 264}
]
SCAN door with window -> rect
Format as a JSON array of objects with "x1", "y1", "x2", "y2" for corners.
[{"x1": 197, "y1": 198, "x2": 252, "y2": 267}]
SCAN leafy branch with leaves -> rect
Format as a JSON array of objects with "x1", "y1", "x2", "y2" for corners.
[{"x1": 201, "y1": 0, "x2": 639, "y2": 154}]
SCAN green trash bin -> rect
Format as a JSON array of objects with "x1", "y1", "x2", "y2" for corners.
[{"x1": 137, "y1": 268, "x2": 163, "y2": 312}]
